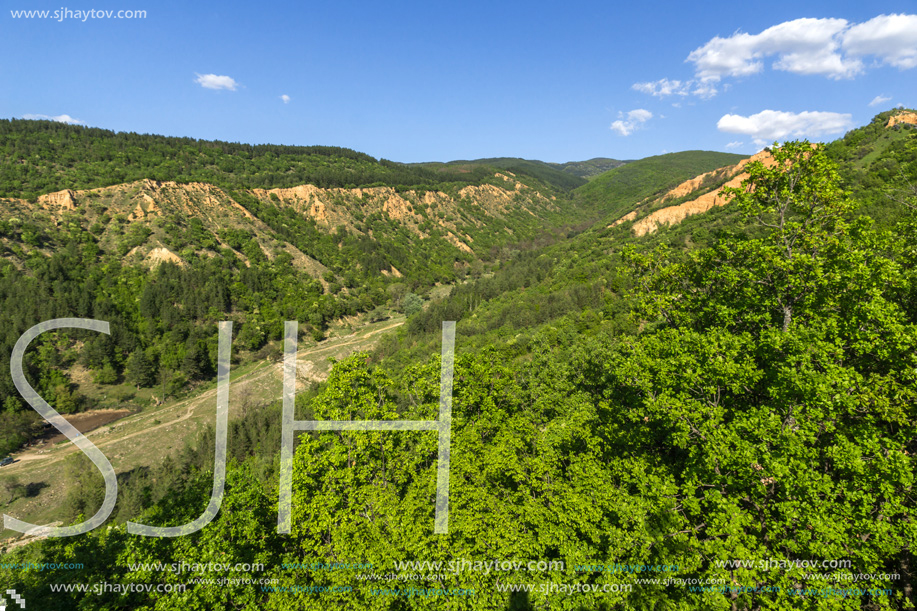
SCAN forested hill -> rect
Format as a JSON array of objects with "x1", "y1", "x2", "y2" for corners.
[
  {"x1": 0, "y1": 120, "x2": 598, "y2": 461},
  {"x1": 0, "y1": 119, "x2": 556, "y2": 199},
  {"x1": 390, "y1": 108, "x2": 917, "y2": 364},
  {"x1": 0, "y1": 169, "x2": 580, "y2": 448},
  {"x1": 3, "y1": 113, "x2": 917, "y2": 610}
]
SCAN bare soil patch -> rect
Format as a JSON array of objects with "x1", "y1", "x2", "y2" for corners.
[{"x1": 37, "y1": 409, "x2": 134, "y2": 445}]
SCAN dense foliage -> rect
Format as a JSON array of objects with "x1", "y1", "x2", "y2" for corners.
[
  {"x1": 0, "y1": 120, "x2": 507, "y2": 199},
  {"x1": 2, "y1": 117, "x2": 917, "y2": 610}
]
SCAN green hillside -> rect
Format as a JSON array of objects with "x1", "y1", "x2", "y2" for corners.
[
  {"x1": 0, "y1": 119, "x2": 505, "y2": 199},
  {"x1": 825, "y1": 107, "x2": 917, "y2": 228},
  {"x1": 401, "y1": 111, "x2": 917, "y2": 362},
  {"x1": 574, "y1": 150, "x2": 747, "y2": 218},
  {"x1": 0, "y1": 122, "x2": 588, "y2": 461}
]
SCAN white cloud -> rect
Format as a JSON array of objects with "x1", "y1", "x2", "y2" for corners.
[
  {"x1": 194, "y1": 73, "x2": 240, "y2": 91},
  {"x1": 611, "y1": 109, "x2": 653, "y2": 136},
  {"x1": 280, "y1": 94, "x2": 291, "y2": 104},
  {"x1": 632, "y1": 77, "x2": 718, "y2": 100},
  {"x1": 717, "y1": 110, "x2": 853, "y2": 146},
  {"x1": 688, "y1": 18, "x2": 858, "y2": 81},
  {"x1": 633, "y1": 78, "x2": 690, "y2": 97},
  {"x1": 725, "y1": 141, "x2": 744, "y2": 149},
  {"x1": 687, "y1": 14, "x2": 917, "y2": 82},
  {"x1": 869, "y1": 94, "x2": 892, "y2": 107},
  {"x1": 691, "y1": 82, "x2": 719, "y2": 99},
  {"x1": 843, "y1": 14, "x2": 917, "y2": 69},
  {"x1": 21, "y1": 113, "x2": 84, "y2": 124}
]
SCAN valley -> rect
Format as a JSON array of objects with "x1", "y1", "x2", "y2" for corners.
[
  {"x1": 0, "y1": 109, "x2": 915, "y2": 610},
  {"x1": 0, "y1": 314, "x2": 404, "y2": 546}
]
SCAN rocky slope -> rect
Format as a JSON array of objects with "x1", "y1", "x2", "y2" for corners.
[
  {"x1": 612, "y1": 150, "x2": 776, "y2": 236},
  {"x1": 0, "y1": 172, "x2": 562, "y2": 278},
  {"x1": 886, "y1": 111, "x2": 917, "y2": 128}
]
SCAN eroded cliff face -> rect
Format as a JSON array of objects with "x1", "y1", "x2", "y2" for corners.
[
  {"x1": 253, "y1": 175, "x2": 552, "y2": 238},
  {"x1": 886, "y1": 111, "x2": 917, "y2": 128},
  {"x1": 1, "y1": 180, "x2": 328, "y2": 275},
  {"x1": 1, "y1": 173, "x2": 557, "y2": 274},
  {"x1": 37, "y1": 189, "x2": 77, "y2": 211},
  {"x1": 252, "y1": 177, "x2": 556, "y2": 255},
  {"x1": 611, "y1": 151, "x2": 777, "y2": 236},
  {"x1": 142, "y1": 246, "x2": 186, "y2": 268}
]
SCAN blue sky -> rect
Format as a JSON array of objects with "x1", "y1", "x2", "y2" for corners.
[{"x1": 2, "y1": 0, "x2": 916, "y2": 162}]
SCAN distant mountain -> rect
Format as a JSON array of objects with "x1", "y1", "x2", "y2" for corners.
[
  {"x1": 412, "y1": 157, "x2": 588, "y2": 192},
  {"x1": 548, "y1": 157, "x2": 627, "y2": 180},
  {"x1": 413, "y1": 157, "x2": 627, "y2": 190}
]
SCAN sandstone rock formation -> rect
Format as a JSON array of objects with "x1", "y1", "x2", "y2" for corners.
[
  {"x1": 37, "y1": 189, "x2": 77, "y2": 211},
  {"x1": 613, "y1": 151, "x2": 778, "y2": 236},
  {"x1": 886, "y1": 111, "x2": 917, "y2": 128}
]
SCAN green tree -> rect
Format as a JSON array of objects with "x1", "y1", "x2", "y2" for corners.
[
  {"x1": 0, "y1": 410, "x2": 38, "y2": 456},
  {"x1": 125, "y1": 348, "x2": 156, "y2": 389},
  {"x1": 632, "y1": 141, "x2": 884, "y2": 337},
  {"x1": 402, "y1": 292, "x2": 423, "y2": 317},
  {"x1": 92, "y1": 361, "x2": 118, "y2": 385},
  {"x1": 616, "y1": 141, "x2": 917, "y2": 609},
  {"x1": 721, "y1": 141, "x2": 857, "y2": 331}
]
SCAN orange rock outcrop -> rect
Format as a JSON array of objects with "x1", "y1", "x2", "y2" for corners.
[
  {"x1": 886, "y1": 111, "x2": 917, "y2": 128},
  {"x1": 619, "y1": 151, "x2": 778, "y2": 236}
]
